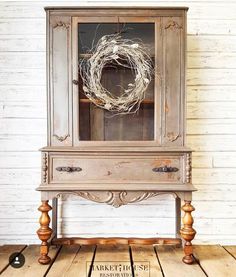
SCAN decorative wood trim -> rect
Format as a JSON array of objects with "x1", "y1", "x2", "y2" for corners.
[
  {"x1": 42, "y1": 153, "x2": 48, "y2": 183},
  {"x1": 186, "y1": 153, "x2": 192, "y2": 183},
  {"x1": 54, "y1": 191, "x2": 178, "y2": 208},
  {"x1": 52, "y1": 21, "x2": 70, "y2": 29},
  {"x1": 165, "y1": 20, "x2": 183, "y2": 30},
  {"x1": 53, "y1": 134, "x2": 70, "y2": 142},
  {"x1": 39, "y1": 190, "x2": 191, "y2": 202},
  {"x1": 167, "y1": 132, "x2": 180, "y2": 142}
]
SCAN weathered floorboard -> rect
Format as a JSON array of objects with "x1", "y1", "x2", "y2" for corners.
[
  {"x1": 1, "y1": 245, "x2": 59, "y2": 277},
  {"x1": 131, "y1": 245, "x2": 162, "y2": 277},
  {"x1": 62, "y1": 245, "x2": 95, "y2": 277},
  {"x1": 156, "y1": 245, "x2": 206, "y2": 277},
  {"x1": 1, "y1": 244, "x2": 236, "y2": 276},
  {"x1": 91, "y1": 245, "x2": 131, "y2": 277},
  {"x1": 224, "y1": 245, "x2": 236, "y2": 259},
  {"x1": 46, "y1": 245, "x2": 80, "y2": 277},
  {"x1": 0, "y1": 245, "x2": 26, "y2": 274},
  {"x1": 194, "y1": 245, "x2": 236, "y2": 277}
]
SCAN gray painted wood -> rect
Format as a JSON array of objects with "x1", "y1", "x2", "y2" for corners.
[
  {"x1": 162, "y1": 16, "x2": 184, "y2": 146},
  {"x1": 49, "y1": 16, "x2": 72, "y2": 146}
]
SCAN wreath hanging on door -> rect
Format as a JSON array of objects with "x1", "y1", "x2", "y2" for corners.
[{"x1": 79, "y1": 34, "x2": 153, "y2": 115}]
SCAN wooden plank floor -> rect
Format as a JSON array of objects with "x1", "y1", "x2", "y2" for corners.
[{"x1": 0, "y1": 244, "x2": 236, "y2": 277}]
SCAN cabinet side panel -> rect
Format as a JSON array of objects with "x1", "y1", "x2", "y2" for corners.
[
  {"x1": 49, "y1": 16, "x2": 72, "y2": 146},
  {"x1": 162, "y1": 16, "x2": 184, "y2": 146}
]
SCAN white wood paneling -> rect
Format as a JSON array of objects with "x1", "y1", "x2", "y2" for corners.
[
  {"x1": 0, "y1": 35, "x2": 45, "y2": 52},
  {"x1": 0, "y1": 0, "x2": 236, "y2": 245}
]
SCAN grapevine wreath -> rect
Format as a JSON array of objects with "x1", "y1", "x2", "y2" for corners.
[{"x1": 79, "y1": 34, "x2": 153, "y2": 115}]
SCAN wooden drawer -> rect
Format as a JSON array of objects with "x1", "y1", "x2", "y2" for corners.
[{"x1": 49, "y1": 154, "x2": 184, "y2": 184}]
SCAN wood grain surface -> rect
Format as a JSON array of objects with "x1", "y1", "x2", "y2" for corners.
[{"x1": 1, "y1": 244, "x2": 236, "y2": 276}]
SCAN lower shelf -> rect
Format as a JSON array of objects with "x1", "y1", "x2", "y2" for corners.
[{"x1": 52, "y1": 237, "x2": 182, "y2": 246}]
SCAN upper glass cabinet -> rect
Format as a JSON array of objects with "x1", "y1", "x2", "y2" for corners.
[
  {"x1": 48, "y1": 11, "x2": 185, "y2": 147},
  {"x1": 77, "y1": 21, "x2": 155, "y2": 141}
]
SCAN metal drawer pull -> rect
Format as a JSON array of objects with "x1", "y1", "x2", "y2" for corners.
[
  {"x1": 56, "y1": 166, "x2": 82, "y2": 173},
  {"x1": 152, "y1": 166, "x2": 179, "y2": 173}
]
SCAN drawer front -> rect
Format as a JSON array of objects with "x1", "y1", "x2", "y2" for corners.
[{"x1": 50, "y1": 154, "x2": 183, "y2": 184}]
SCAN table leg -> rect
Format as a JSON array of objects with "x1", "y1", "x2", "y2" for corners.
[
  {"x1": 37, "y1": 200, "x2": 53, "y2": 264},
  {"x1": 180, "y1": 200, "x2": 196, "y2": 264}
]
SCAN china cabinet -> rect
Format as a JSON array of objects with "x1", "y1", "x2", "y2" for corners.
[{"x1": 37, "y1": 6, "x2": 196, "y2": 265}]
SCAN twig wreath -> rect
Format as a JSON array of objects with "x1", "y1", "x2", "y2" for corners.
[{"x1": 79, "y1": 33, "x2": 153, "y2": 115}]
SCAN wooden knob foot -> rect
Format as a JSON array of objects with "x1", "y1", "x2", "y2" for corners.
[
  {"x1": 38, "y1": 255, "x2": 51, "y2": 265},
  {"x1": 183, "y1": 254, "x2": 195, "y2": 264}
]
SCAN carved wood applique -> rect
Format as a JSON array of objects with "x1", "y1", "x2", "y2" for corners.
[
  {"x1": 42, "y1": 153, "x2": 48, "y2": 183},
  {"x1": 52, "y1": 21, "x2": 70, "y2": 29},
  {"x1": 186, "y1": 153, "x2": 192, "y2": 183},
  {"x1": 55, "y1": 191, "x2": 179, "y2": 208},
  {"x1": 53, "y1": 134, "x2": 70, "y2": 142},
  {"x1": 167, "y1": 132, "x2": 180, "y2": 142},
  {"x1": 165, "y1": 20, "x2": 183, "y2": 30}
]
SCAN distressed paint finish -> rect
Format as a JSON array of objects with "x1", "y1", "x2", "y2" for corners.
[
  {"x1": 162, "y1": 16, "x2": 184, "y2": 146},
  {"x1": 49, "y1": 16, "x2": 72, "y2": 146},
  {"x1": 0, "y1": 0, "x2": 236, "y2": 246},
  {"x1": 36, "y1": 6, "x2": 196, "y2": 264},
  {"x1": 50, "y1": 154, "x2": 184, "y2": 184}
]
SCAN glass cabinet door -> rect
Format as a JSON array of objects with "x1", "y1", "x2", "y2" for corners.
[{"x1": 76, "y1": 20, "x2": 156, "y2": 142}]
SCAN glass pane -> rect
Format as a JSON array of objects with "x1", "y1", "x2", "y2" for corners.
[{"x1": 78, "y1": 22, "x2": 155, "y2": 141}]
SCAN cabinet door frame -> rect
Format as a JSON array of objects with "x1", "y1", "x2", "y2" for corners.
[
  {"x1": 72, "y1": 16, "x2": 161, "y2": 146},
  {"x1": 161, "y1": 16, "x2": 186, "y2": 146},
  {"x1": 48, "y1": 15, "x2": 73, "y2": 146}
]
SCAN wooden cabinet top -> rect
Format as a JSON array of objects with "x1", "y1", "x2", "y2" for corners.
[{"x1": 44, "y1": 6, "x2": 189, "y2": 11}]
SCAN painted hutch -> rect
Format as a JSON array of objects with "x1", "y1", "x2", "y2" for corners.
[{"x1": 37, "y1": 6, "x2": 196, "y2": 265}]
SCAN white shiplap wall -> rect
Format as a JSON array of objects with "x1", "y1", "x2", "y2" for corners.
[{"x1": 0, "y1": 0, "x2": 236, "y2": 244}]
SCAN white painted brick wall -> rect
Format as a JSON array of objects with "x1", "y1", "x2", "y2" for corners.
[{"x1": 0, "y1": 0, "x2": 236, "y2": 244}]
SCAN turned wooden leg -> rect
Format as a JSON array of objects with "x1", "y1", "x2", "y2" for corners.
[
  {"x1": 37, "y1": 200, "x2": 53, "y2": 264},
  {"x1": 180, "y1": 200, "x2": 196, "y2": 264}
]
